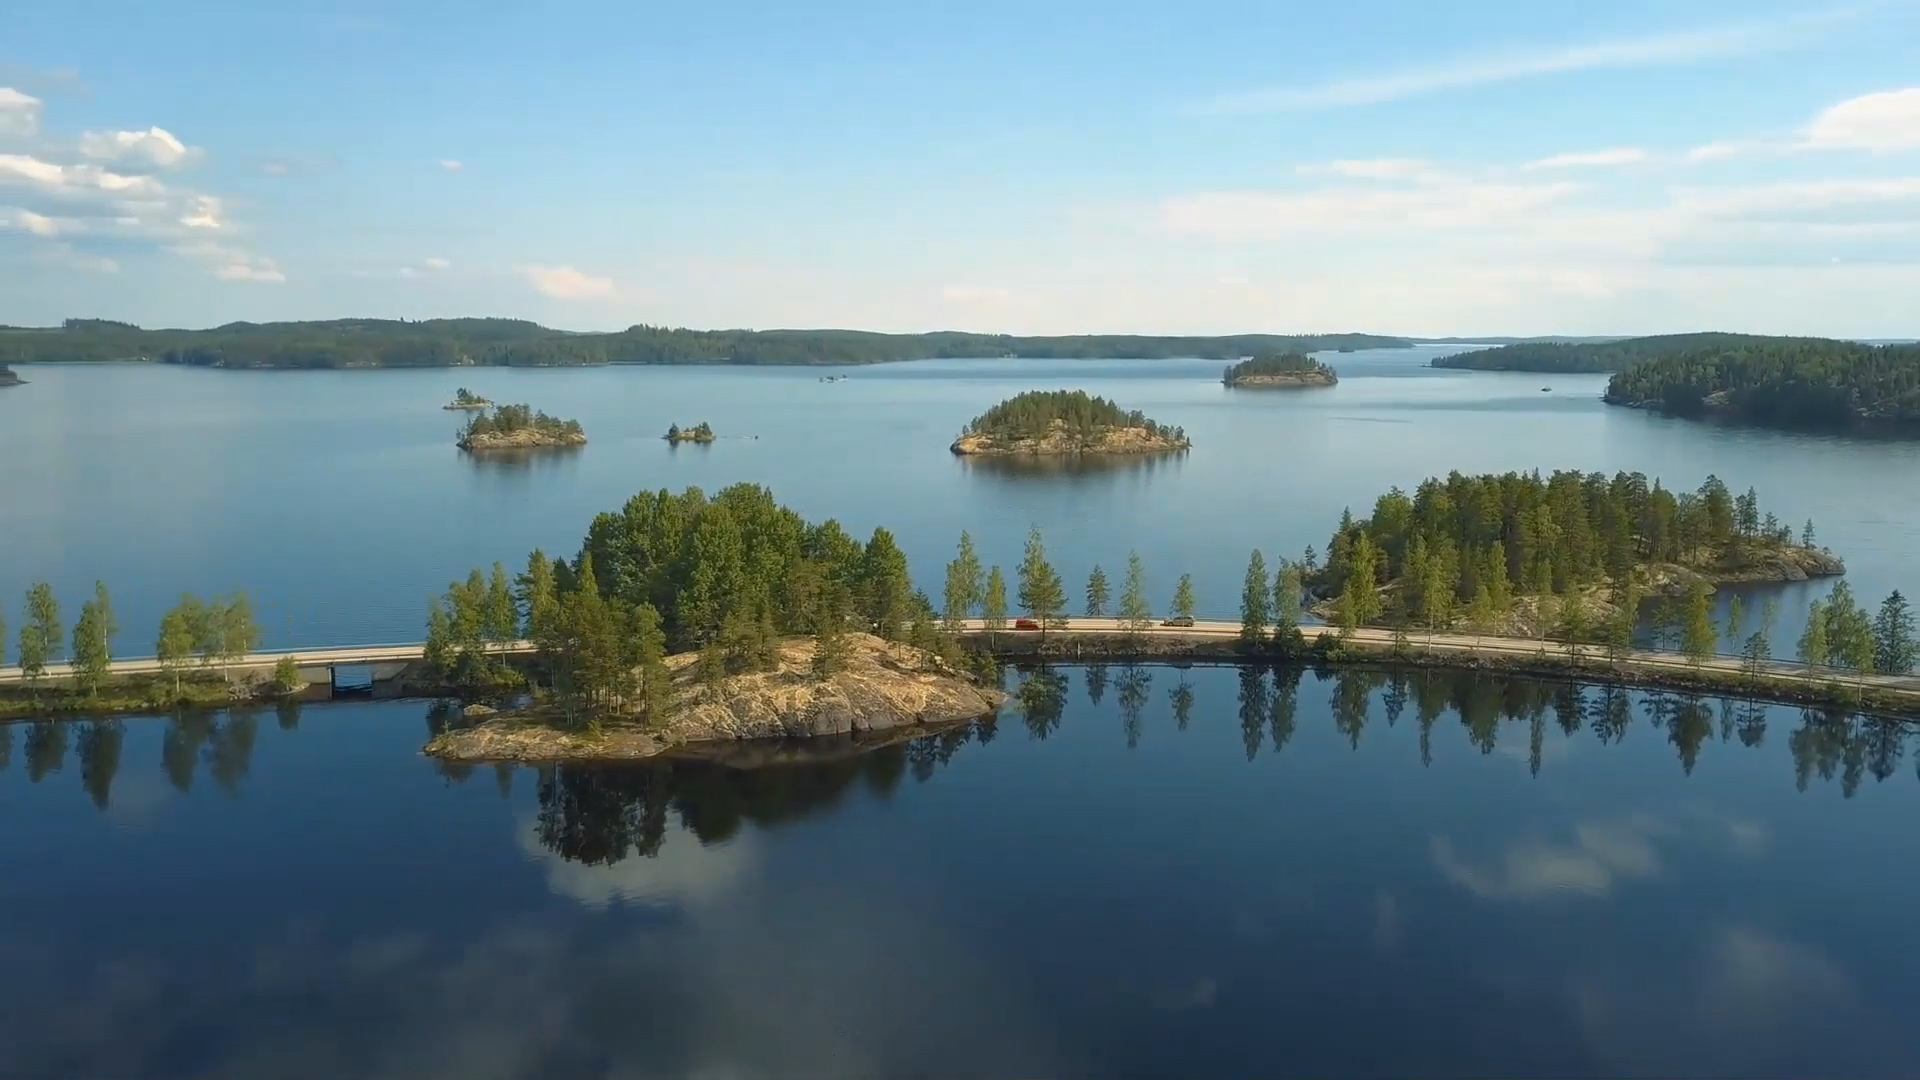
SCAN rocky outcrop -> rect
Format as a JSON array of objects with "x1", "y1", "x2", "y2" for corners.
[
  {"x1": 425, "y1": 634, "x2": 1005, "y2": 763},
  {"x1": 950, "y1": 421, "x2": 1189, "y2": 457},
  {"x1": 1225, "y1": 369, "x2": 1337, "y2": 389},
  {"x1": 457, "y1": 428, "x2": 588, "y2": 451}
]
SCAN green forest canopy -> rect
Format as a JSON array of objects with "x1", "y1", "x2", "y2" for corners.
[
  {"x1": 1603, "y1": 339, "x2": 1920, "y2": 432},
  {"x1": 0, "y1": 317, "x2": 1409, "y2": 369},
  {"x1": 1223, "y1": 352, "x2": 1336, "y2": 382},
  {"x1": 1317, "y1": 469, "x2": 1812, "y2": 614},
  {"x1": 962, "y1": 389, "x2": 1180, "y2": 441},
  {"x1": 1432, "y1": 333, "x2": 1819, "y2": 373},
  {"x1": 460, "y1": 404, "x2": 584, "y2": 439}
]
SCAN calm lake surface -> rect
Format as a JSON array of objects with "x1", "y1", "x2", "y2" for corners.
[
  {"x1": 4, "y1": 668, "x2": 1920, "y2": 1078},
  {"x1": 3, "y1": 347, "x2": 1916, "y2": 652},
  {"x1": 7, "y1": 351, "x2": 1920, "y2": 1077}
]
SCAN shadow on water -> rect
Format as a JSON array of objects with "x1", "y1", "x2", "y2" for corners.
[
  {"x1": 457, "y1": 446, "x2": 586, "y2": 474},
  {"x1": 957, "y1": 451, "x2": 1187, "y2": 485}
]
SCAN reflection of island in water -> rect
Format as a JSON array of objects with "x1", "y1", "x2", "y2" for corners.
[
  {"x1": 457, "y1": 445, "x2": 586, "y2": 473},
  {"x1": 530, "y1": 722, "x2": 990, "y2": 867},
  {"x1": 958, "y1": 451, "x2": 1186, "y2": 482}
]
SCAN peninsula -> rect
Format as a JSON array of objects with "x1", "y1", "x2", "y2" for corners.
[
  {"x1": 1603, "y1": 339, "x2": 1920, "y2": 434},
  {"x1": 456, "y1": 403, "x2": 587, "y2": 451},
  {"x1": 664, "y1": 422, "x2": 716, "y2": 443},
  {"x1": 1, "y1": 317, "x2": 1412, "y2": 368},
  {"x1": 442, "y1": 387, "x2": 492, "y2": 410},
  {"x1": 1223, "y1": 352, "x2": 1338, "y2": 388},
  {"x1": 1431, "y1": 333, "x2": 1790, "y2": 373},
  {"x1": 950, "y1": 390, "x2": 1189, "y2": 456}
]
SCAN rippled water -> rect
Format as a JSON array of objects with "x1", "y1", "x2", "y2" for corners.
[{"x1": 3, "y1": 666, "x2": 1920, "y2": 1078}]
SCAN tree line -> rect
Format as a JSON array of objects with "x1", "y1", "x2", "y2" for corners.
[
  {"x1": 961, "y1": 389, "x2": 1184, "y2": 443},
  {"x1": 1602, "y1": 338, "x2": 1920, "y2": 432},
  {"x1": 459, "y1": 403, "x2": 585, "y2": 440},
  {"x1": 0, "y1": 318, "x2": 1410, "y2": 368},
  {"x1": 0, "y1": 583, "x2": 268, "y2": 702},
  {"x1": 1432, "y1": 332, "x2": 1800, "y2": 373},
  {"x1": 1222, "y1": 352, "x2": 1336, "y2": 382}
]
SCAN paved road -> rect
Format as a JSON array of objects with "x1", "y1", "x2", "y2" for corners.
[
  {"x1": 0, "y1": 641, "x2": 536, "y2": 684},
  {"x1": 953, "y1": 617, "x2": 1920, "y2": 695},
  {"x1": 5, "y1": 618, "x2": 1915, "y2": 698}
]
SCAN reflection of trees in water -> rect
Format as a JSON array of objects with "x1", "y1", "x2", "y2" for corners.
[
  {"x1": 959, "y1": 452, "x2": 1182, "y2": 483},
  {"x1": 1115, "y1": 665, "x2": 1151, "y2": 749},
  {"x1": 1788, "y1": 708, "x2": 1908, "y2": 798},
  {"x1": 1016, "y1": 666, "x2": 1070, "y2": 740},
  {"x1": 24, "y1": 721, "x2": 68, "y2": 783},
  {"x1": 1168, "y1": 676, "x2": 1194, "y2": 731},
  {"x1": 1083, "y1": 664, "x2": 1108, "y2": 706},
  {"x1": 1237, "y1": 667, "x2": 1268, "y2": 760},
  {"x1": 0, "y1": 723, "x2": 11, "y2": 773},
  {"x1": 161, "y1": 711, "x2": 258, "y2": 794},
  {"x1": 532, "y1": 721, "x2": 992, "y2": 867},
  {"x1": 75, "y1": 720, "x2": 124, "y2": 809}
]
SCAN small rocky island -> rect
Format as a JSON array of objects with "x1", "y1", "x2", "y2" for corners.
[
  {"x1": 428, "y1": 634, "x2": 1004, "y2": 763},
  {"x1": 442, "y1": 387, "x2": 492, "y2": 410},
  {"x1": 1223, "y1": 352, "x2": 1338, "y2": 388},
  {"x1": 0, "y1": 365, "x2": 21, "y2": 388},
  {"x1": 950, "y1": 389, "x2": 1189, "y2": 456},
  {"x1": 456, "y1": 403, "x2": 587, "y2": 451},
  {"x1": 664, "y1": 421, "x2": 716, "y2": 443}
]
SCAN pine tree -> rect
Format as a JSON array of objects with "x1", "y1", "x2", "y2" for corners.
[
  {"x1": 1240, "y1": 549, "x2": 1270, "y2": 644},
  {"x1": 982, "y1": 566, "x2": 1008, "y2": 636},
  {"x1": 70, "y1": 581, "x2": 116, "y2": 699},
  {"x1": 1872, "y1": 590, "x2": 1916, "y2": 675},
  {"x1": 1173, "y1": 573, "x2": 1197, "y2": 622},
  {"x1": 1084, "y1": 564, "x2": 1110, "y2": 618},
  {"x1": 18, "y1": 584, "x2": 61, "y2": 692},
  {"x1": 861, "y1": 527, "x2": 913, "y2": 640},
  {"x1": 1119, "y1": 552, "x2": 1151, "y2": 633},
  {"x1": 1017, "y1": 527, "x2": 1066, "y2": 631},
  {"x1": 633, "y1": 602, "x2": 673, "y2": 720},
  {"x1": 1680, "y1": 581, "x2": 1716, "y2": 668},
  {"x1": 1801, "y1": 519, "x2": 1817, "y2": 548},
  {"x1": 943, "y1": 531, "x2": 984, "y2": 630},
  {"x1": 1741, "y1": 600, "x2": 1776, "y2": 679}
]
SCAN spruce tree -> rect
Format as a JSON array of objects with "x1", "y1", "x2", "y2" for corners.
[
  {"x1": 1016, "y1": 527, "x2": 1066, "y2": 631},
  {"x1": 1085, "y1": 564, "x2": 1110, "y2": 618},
  {"x1": 1872, "y1": 590, "x2": 1916, "y2": 675},
  {"x1": 1119, "y1": 552, "x2": 1151, "y2": 633},
  {"x1": 1173, "y1": 574, "x2": 1197, "y2": 622},
  {"x1": 1240, "y1": 549, "x2": 1270, "y2": 645}
]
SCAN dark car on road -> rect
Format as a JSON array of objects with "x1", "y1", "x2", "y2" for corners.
[{"x1": 1161, "y1": 616, "x2": 1195, "y2": 627}]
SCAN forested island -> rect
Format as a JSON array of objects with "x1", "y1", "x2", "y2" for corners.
[
  {"x1": 1603, "y1": 340, "x2": 1920, "y2": 433},
  {"x1": 664, "y1": 422, "x2": 715, "y2": 444},
  {"x1": 456, "y1": 404, "x2": 588, "y2": 451},
  {"x1": 949, "y1": 390, "x2": 1190, "y2": 456},
  {"x1": 0, "y1": 318, "x2": 1409, "y2": 369},
  {"x1": 1432, "y1": 333, "x2": 1802, "y2": 373},
  {"x1": 1307, "y1": 470, "x2": 1841, "y2": 640},
  {"x1": 1223, "y1": 352, "x2": 1338, "y2": 388},
  {"x1": 424, "y1": 483, "x2": 1004, "y2": 762},
  {"x1": 442, "y1": 387, "x2": 492, "y2": 410}
]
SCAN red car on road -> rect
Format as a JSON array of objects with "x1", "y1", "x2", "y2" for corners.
[{"x1": 1013, "y1": 618, "x2": 1040, "y2": 630}]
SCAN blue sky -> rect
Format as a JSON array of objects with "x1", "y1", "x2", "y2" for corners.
[{"x1": 3, "y1": 0, "x2": 1918, "y2": 335}]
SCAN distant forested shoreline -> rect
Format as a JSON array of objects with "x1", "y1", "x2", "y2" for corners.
[
  {"x1": 0, "y1": 318, "x2": 1410, "y2": 369},
  {"x1": 1430, "y1": 333, "x2": 1820, "y2": 374}
]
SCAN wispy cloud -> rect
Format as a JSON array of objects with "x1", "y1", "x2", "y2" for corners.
[
  {"x1": 1193, "y1": 9, "x2": 1853, "y2": 113},
  {"x1": 1804, "y1": 86, "x2": 1920, "y2": 151},
  {"x1": 0, "y1": 87, "x2": 43, "y2": 137},
  {"x1": 1295, "y1": 158, "x2": 1447, "y2": 182},
  {"x1": 1524, "y1": 147, "x2": 1649, "y2": 170},
  {"x1": 438, "y1": 159, "x2": 463, "y2": 172},
  {"x1": 521, "y1": 263, "x2": 614, "y2": 299}
]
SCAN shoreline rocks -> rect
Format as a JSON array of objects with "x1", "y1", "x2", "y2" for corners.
[
  {"x1": 950, "y1": 421, "x2": 1189, "y2": 457},
  {"x1": 1225, "y1": 369, "x2": 1338, "y2": 389},
  {"x1": 457, "y1": 428, "x2": 588, "y2": 451}
]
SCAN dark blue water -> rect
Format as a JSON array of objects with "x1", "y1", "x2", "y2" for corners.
[
  {"x1": 3, "y1": 667, "x2": 1918, "y2": 1078},
  {"x1": 2, "y1": 350, "x2": 1913, "y2": 654}
]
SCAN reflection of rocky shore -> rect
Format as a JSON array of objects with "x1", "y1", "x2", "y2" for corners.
[{"x1": 958, "y1": 451, "x2": 1186, "y2": 481}]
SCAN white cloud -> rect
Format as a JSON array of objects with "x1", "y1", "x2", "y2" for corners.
[
  {"x1": 423, "y1": 256, "x2": 450, "y2": 270},
  {"x1": 1296, "y1": 158, "x2": 1445, "y2": 182},
  {"x1": 1524, "y1": 147, "x2": 1649, "y2": 170},
  {"x1": 6, "y1": 207, "x2": 67, "y2": 236},
  {"x1": 78, "y1": 126, "x2": 198, "y2": 169},
  {"x1": 521, "y1": 263, "x2": 614, "y2": 299},
  {"x1": 0, "y1": 152, "x2": 165, "y2": 196},
  {"x1": 1432, "y1": 817, "x2": 1666, "y2": 901},
  {"x1": 0, "y1": 87, "x2": 41, "y2": 136},
  {"x1": 1193, "y1": 11, "x2": 1841, "y2": 112},
  {"x1": 178, "y1": 194, "x2": 224, "y2": 229},
  {"x1": 515, "y1": 816, "x2": 754, "y2": 910},
  {"x1": 438, "y1": 159, "x2": 462, "y2": 172},
  {"x1": 1803, "y1": 87, "x2": 1920, "y2": 152},
  {"x1": 177, "y1": 240, "x2": 285, "y2": 283}
]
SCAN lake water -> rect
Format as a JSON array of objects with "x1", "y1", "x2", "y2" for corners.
[
  {"x1": 3, "y1": 348, "x2": 1916, "y2": 653},
  {"x1": 7, "y1": 351, "x2": 1920, "y2": 1077},
  {"x1": 4, "y1": 668, "x2": 1920, "y2": 1078}
]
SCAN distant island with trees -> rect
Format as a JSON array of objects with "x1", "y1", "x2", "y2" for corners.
[
  {"x1": 950, "y1": 390, "x2": 1189, "y2": 457},
  {"x1": 456, "y1": 404, "x2": 587, "y2": 451},
  {"x1": 1431, "y1": 333, "x2": 1807, "y2": 373},
  {"x1": 442, "y1": 387, "x2": 492, "y2": 410},
  {"x1": 0, "y1": 317, "x2": 1410, "y2": 369},
  {"x1": 664, "y1": 422, "x2": 716, "y2": 444},
  {"x1": 0, "y1": 365, "x2": 20, "y2": 387},
  {"x1": 1223, "y1": 352, "x2": 1338, "y2": 388},
  {"x1": 1603, "y1": 339, "x2": 1920, "y2": 434}
]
